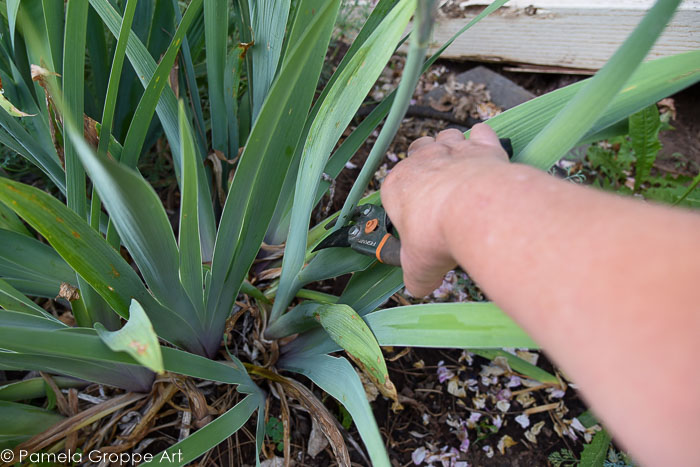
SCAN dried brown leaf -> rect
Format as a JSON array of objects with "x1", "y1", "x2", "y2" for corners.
[
  {"x1": 307, "y1": 416, "x2": 329, "y2": 458},
  {"x1": 279, "y1": 376, "x2": 351, "y2": 467},
  {"x1": 57, "y1": 282, "x2": 80, "y2": 302}
]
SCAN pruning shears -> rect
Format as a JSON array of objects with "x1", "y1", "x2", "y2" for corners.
[{"x1": 313, "y1": 138, "x2": 514, "y2": 267}]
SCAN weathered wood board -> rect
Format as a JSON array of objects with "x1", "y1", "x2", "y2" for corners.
[{"x1": 412, "y1": 0, "x2": 700, "y2": 72}]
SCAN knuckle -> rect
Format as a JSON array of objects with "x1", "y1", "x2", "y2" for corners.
[
  {"x1": 383, "y1": 168, "x2": 398, "y2": 187},
  {"x1": 381, "y1": 170, "x2": 402, "y2": 197},
  {"x1": 439, "y1": 128, "x2": 463, "y2": 137}
]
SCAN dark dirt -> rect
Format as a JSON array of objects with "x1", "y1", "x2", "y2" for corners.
[
  {"x1": 236, "y1": 345, "x2": 590, "y2": 466},
  {"x1": 379, "y1": 348, "x2": 587, "y2": 466},
  {"x1": 655, "y1": 86, "x2": 700, "y2": 176}
]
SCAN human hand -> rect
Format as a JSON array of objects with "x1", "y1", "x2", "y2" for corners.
[{"x1": 380, "y1": 123, "x2": 509, "y2": 297}]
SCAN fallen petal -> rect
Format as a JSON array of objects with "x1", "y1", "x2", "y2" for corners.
[
  {"x1": 437, "y1": 360, "x2": 455, "y2": 383},
  {"x1": 497, "y1": 435, "x2": 517, "y2": 454},
  {"x1": 447, "y1": 378, "x2": 466, "y2": 398},
  {"x1": 571, "y1": 417, "x2": 586, "y2": 433},
  {"x1": 496, "y1": 400, "x2": 511, "y2": 412},
  {"x1": 459, "y1": 435, "x2": 470, "y2": 453},
  {"x1": 515, "y1": 413, "x2": 530, "y2": 429},
  {"x1": 412, "y1": 446, "x2": 427, "y2": 465},
  {"x1": 506, "y1": 376, "x2": 522, "y2": 388}
]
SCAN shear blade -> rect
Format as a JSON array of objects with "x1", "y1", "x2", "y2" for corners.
[{"x1": 313, "y1": 227, "x2": 351, "y2": 252}]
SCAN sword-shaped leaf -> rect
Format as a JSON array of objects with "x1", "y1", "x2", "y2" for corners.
[
  {"x1": 143, "y1": 394, "x2": 261, "y2": 467},
  {"x1": 0, "y1": 201, "x2": 31, "y2": 236},
  {"x1": 492, "y1": 52, "x2": 700, "y2": 164},
  {"x1": 91, "y1": 0, "x2": 137, "y2": 234},
  {"x1": 265, "y1": 301, "x2": 322, "y2": 340},
  {"x1": 205, "y1": 0, "x2": 341, "y2": 343},
  {"x1": 313, "y1": 304, "x2": 397, "y2": 402},
  {"x1": 203, "y1": 0, "x2": 229, "y2": 154},
  {"x1": 0, "y1": 228, "x2": 75, "y2": 297},
  {"x1": 248, "y1": 0, "x2": 290, "y2": 120},
  {"x1": 296, "y1": 248, "x2": 374, "y2": 286},
  {"x1": 177, "y1": 101, "x2": 204, "y2": 312},
  {"x1": 280, "y1": 353, "x2": 390, "y2": 466},
  {"x1": 0, "y1": 178, "x2": 206, "y2": 354},
  {"x1": 89, "y1": 0, "x2": 217, "y2": 262},
  {"x1": 0, "y1": 91, "x2": 32, "y2": 117},
  {"x1": 0, "y1": 179, "x2": 143, "y2": 315},
  {"x1": 283, "y1": 302, "x2": 537, "y2": 360},
  {"x1": 0, "y1": 352, "x2": 154, "y2": 392},
  {"x1": 0, "y1": 278, "x2": 56, "y2": 320},
  {"x1": 339, "y1": 261, "x2": 404, "y2": 316},
  {"x1": 63, "y1": 0, "x2": 89, "y2": 218},
  {"x1": 95, "y1": 299, "x2": 164, "y2": 374},
  {"x1": 0, "y1": 109, "x2": 65, "y2": 193},
  {"x1": 6, "y1": 0, "x2": 20, "y2": 50},
  {"x1": 271, "y1": 0, "x2": 415, "y2": 322},
  {"x1": 0, "y1": 401, "x2": 64, "y2": 450},
  {"x1": 0, "y1": 377, "x2": 85, "y2": 402},
  {"x1": 0, "y1": 310, "x2": 259, "y2": 394},
  {"x1": 366, "y1": 303, "x2": 536, "y2": 348},
  {"x1": 66, "y1": 131, "x2": 203, "y2": 332}
]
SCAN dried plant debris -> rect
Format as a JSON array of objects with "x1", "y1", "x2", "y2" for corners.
[
  {"x1": 392, "y1": 269, "x2": 486, "y2": 304},
  {"x1": 426, "y1": 74, "x2": 502, "y2": 121},
  {"x1": 404, "y1": 350, "x2": 600, "y2": 465},
  {"x1": 412, "y1": 444, "x2": 467, "y2": 466},
  {"x1": 431, "y1": 270, "x2": 485, "y2": 302},
  {"x1": 438, "y1": 0, "x2": 506, "y2": 18}
]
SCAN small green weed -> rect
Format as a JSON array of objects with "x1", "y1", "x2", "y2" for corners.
[
  {"x1": 548, "y1": 429, "x2": 636, "y2": 467},
  {"x1": 473, "y1": 419, "x2": 500, "y2": 443},
  {"x1": 549, "y1": 448, "x2": 579, "y2": 467},
  {"x1": 586, "y1": 104, "x2": 700, "y2": 206},
  {"x1": 265, "y1": 416, "x2": 285, "y2": 451},
  {"x1": 604, "y1": 448, "x2": 635, "y2": 467}
]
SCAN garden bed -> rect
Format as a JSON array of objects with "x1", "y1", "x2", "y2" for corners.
[
  {"x1": 238, "y1": 56, "x2": 699, "y2": 466},
  {"x1": 1, "y1": 2, "x2": 698, "y2": 463},
  {"x1": 2, "y1": 50, "x2": 697, "y2": 466}
]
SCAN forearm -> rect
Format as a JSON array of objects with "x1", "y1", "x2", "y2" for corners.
[{"x1": 447, "y1": 163, "x2": 700, "y2": 465}]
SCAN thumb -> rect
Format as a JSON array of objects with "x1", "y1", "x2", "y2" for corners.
[{"x1": 469, "y1": 123, "x2": 501, "y2": 147}]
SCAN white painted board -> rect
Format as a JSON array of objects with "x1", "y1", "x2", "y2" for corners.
[{"x1": 406, "y1": 0, "x2": 699, "y2": 71}]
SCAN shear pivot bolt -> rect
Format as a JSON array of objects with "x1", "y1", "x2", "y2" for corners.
[
  {"x1": 362, "y1": 206, "x2": 372, "y2": 216},
  {"x1": 349, "y1": 226, "x2": 360, "y2": 237}
]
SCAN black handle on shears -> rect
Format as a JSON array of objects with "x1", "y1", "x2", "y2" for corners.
[{"x1": 377, "y1": 138, "x2": 513, "y2": 267}]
